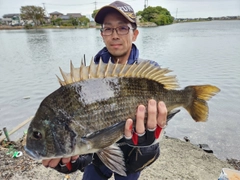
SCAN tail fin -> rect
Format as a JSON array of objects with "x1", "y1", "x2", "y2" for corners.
[{"x1": 184, "y1": 85, "x2": 220, "y2": 122}]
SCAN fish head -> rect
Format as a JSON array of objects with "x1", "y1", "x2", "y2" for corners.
[{"x1": 24, "y1": 104, "x2": 77, "y2": 160}]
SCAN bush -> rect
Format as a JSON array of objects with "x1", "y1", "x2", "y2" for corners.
[
  {"x1": 24, "y1": 24, "x2": 33, "y2": 29},
  {"x1": 137, "y1": 6, "x2": 174, "y2": 26}
]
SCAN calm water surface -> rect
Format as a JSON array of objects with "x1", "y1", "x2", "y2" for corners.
[{"x1": 0, "y1": 20, "x2": 240, "y2": 160}]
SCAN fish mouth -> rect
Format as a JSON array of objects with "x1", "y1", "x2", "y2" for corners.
[{"x1": 24, "y1": 146, "x2": 42, "y2": 160}]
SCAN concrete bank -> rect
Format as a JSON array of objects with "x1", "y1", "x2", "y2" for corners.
[{"x1": 4, "y1": 136, "x2": 234, "y2": 180}]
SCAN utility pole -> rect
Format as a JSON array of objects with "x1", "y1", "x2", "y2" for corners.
[
  {"x1": 94, "y1": 1, "x2": 97, "y2": 10},
  {"x1": 42, "y1": 3, "x2": 48, "y2": 17},
  {"x1": 176, "y1": 8, "x2": 178, "y2": 20},
  {"x1": 144, "y1": 0, "x2": 148, "y2": 9},
  {"x1": 42, "y1": 3, "x2": 46, "y2": 12}
]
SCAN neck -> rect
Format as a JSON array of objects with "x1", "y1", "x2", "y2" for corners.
[
  {"x1": 112, "y1": 49, "x2": 131, "y2": 64},
  {"x1": 112, "y1": 57, "x2": 128, "y2": 64}
]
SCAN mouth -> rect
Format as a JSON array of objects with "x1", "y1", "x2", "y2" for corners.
[
  {"x1": 111, "y1": 44, "x2": 122, "y2": 48},
  {"x1": 24, "y1": 146, "x2": 41, "y2": 160}
]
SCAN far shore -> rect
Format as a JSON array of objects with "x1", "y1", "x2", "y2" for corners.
[{"x1": 1, "y1": 19, "x2": 239, "y2": 30}]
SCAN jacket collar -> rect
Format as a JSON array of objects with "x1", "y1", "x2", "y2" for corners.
[{"x1": 94, "y1": 44, "x2": 139, "y2": 65}]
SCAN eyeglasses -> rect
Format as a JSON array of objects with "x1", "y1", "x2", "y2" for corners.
[{"x1": 100, "y1": 26, "x2": 134, "y2": 36}]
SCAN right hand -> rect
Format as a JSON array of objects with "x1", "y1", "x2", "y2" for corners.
[
  {"x1": 124, "y1": 100, "x2": 167, "y2": 146},
  {"x1": 124, "y1": 99, "x2": 180, "y2": 146}
]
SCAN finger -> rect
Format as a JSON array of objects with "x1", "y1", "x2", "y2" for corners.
[
  {"x1": 61, "y1": 157, "x2": 71, "y2": 164},
  {"x1": 125, "y1": 118, "x2": 133, "y2": 138},
  {"x1": 135, "y1": 104, "x2": 145, "y2": 134},
  {"x1": 42, "y1": 159, "x2": 51, "y2": 167},
  {"x1": 157, "y1": 101, "x2": 167, "y2": 128},
  {"x1": 147, "y1": 99, "x2": 157, "y2": 130},
  {"x1": 71, "y1": 155, "x2": 80, "y2": 162},
  {"x1": 48, "y1": 158, "x2": 61, "y2": 168}
]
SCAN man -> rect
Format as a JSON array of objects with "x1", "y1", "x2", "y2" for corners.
[{"x1": 42, "y1": 1, "x2": 168, "y2": 179}]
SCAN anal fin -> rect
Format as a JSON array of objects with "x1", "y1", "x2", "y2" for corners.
[{"x1": 96, "y1": 144, "x2": 126, "y2": 176}]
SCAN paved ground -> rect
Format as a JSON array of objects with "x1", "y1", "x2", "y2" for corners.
[{"x1": 1, "y1": 136, "x2": 237, "y2": 180}]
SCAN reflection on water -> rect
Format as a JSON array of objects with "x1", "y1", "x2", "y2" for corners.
[{"x1": 0, "y1": 21, "x2": 240, "y2": 160}]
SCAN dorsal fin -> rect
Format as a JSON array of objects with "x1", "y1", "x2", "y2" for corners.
[{"x1": 57, "y1": 59, "x2": 179, "y2": 90}]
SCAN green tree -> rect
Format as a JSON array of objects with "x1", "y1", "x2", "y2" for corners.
[
  {"x1": 70, "y1": 17, "x2": 78, "y2": 26},
  {"x1": 136, "y1": 10, "x2": 143, "y2": 16},
  {"x1": 153, "y1": 14, "x2": 167, "y2": 25},
  {"x1": 54, "y1": 18, "x2": 62, "y2": 26},
  {"x1": 20, "y1": 6, "x2": 45, "y2": 27},
  {"x1": 78, "y1": 16, "x2": 90, "y2": 26},
  {"x1": 137, "y1": 6, "x2": 174, "y2": 25},
  {"x1": 92, "y1": 9, "x2": 99, "y2": 19}
]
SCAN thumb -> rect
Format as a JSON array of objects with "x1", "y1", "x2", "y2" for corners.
[{"x1": 124, "y1": 119, "x2": 133, "y2": 138}]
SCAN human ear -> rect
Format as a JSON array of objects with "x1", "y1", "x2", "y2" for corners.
[{"x1": 132, "y1": 29, "x2": 139, "y2": 42}]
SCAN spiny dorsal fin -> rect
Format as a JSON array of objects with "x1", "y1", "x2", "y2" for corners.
[{"x1": 57, "y1": 59, "x2": 179, "y2": 90}]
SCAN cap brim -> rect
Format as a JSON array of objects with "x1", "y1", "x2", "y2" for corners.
[{"x1": 95, "y1": 5, "x2": 135, "y2": 24}]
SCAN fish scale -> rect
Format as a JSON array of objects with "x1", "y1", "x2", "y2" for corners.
[{"x1": 25, "y1": 60, "x2": 220, "y2": 176}]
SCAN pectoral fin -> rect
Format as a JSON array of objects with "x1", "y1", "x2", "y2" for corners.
[
  {"x1": 96, "y1": 144, "x2": 126, "y2": 176},
  {"x1": 86, "y1": 121, "x2": 125, "y2": 149}
]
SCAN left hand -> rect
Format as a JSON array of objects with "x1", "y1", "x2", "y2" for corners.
[
  {"x1": 42, "y1": 154, "x2": 92, "y2": 174},
  {"x1": 42, "y1": 155, "x2": 79, "y2": 169},
  {"x1": 124, "y1": 99, "x2": 167, "y2": 146}
]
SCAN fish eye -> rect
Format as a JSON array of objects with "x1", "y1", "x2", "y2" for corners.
[{"x1": 32, "y1": 131, "x2": 42, "y2": 140}]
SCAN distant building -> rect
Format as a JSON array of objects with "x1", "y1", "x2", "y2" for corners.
[
  {"x1": 66, "y1": 13, "x2": 82, "y2": 18},
  {"x1": 49, "y1": 11, "x2": 63, "y2": 19},
  {"x1": 59, "y1": 15, "x2": 70, "y2": 21},
  {"x1": 3, "y1": 13, "x2": 20, "y2": 19},
  {"x1": 227, "y1": 16, "x2": 237, "y2": 20},
  {"x1": 58, "y1": 13, "x2": 83, "y2": 25},
  {"x1": 2, "y1": 13, "x2": 23, "y2": 25},
  {"x1": 2, "y1": 17, "x2": 12, "y2": 25},
  {"x1": 43, "y1": 16, "x2": 51, "y2": 24}
]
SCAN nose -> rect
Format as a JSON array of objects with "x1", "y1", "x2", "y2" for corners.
[{"x1": 112, "y1": 28, "x2": 119, "y2": 38}]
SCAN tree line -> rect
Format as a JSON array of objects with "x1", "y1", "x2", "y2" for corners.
[
  {"x1": 20, "y1": 5, "x2": 174, "y2": 28},
  {"x1": 20, "y1": 6, "x2": 89, "y2": 28}
]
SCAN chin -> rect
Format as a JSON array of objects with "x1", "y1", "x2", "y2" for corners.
[{"x1": 109, "y1": 50, "x2": 126, "y2": 57}]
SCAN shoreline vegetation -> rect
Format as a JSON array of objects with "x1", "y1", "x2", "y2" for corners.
[
  {"x1": 0, "y1": 134, "x2": 240, "y2": 179},
  {"x1": 0, "y1": 19, "x2": 239, "y2": 30}
]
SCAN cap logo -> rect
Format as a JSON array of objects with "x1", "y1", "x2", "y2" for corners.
[
  {"x1": 117, "y1": 5, "x2": 133, "y2": 12},
  {"x1": 125, "y1": 12, "x2": 135, "y2": 19},
  {"x1": 117, "y1": 5, "x2": 136, "y2": 20}
]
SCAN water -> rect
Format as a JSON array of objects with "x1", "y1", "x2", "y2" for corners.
[{"x1": 0, "y1": 20, "x2": 239, "y2": 160}]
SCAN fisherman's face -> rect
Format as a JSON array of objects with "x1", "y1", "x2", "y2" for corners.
[{"x1": 101, "y1": 11, "x2": 139, "y2": 64}]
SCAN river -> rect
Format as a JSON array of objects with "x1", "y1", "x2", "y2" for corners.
[{"x1": 0, "y1": 20, "x2": 239, "y2": 160}]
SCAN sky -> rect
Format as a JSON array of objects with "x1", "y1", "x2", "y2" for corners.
[{"x1": 0, "y1": 0, "x2": 239, "y2": 19}]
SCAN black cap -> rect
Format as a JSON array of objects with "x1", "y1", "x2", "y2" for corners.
[{"x1": 95, "y1": 1, "x2": 137, "y2": 25}]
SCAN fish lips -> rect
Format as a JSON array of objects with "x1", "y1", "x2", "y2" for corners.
[{"x1": 24, "y1": 146, "x2": 42, "y2": 160}]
